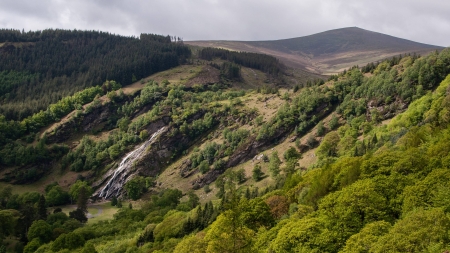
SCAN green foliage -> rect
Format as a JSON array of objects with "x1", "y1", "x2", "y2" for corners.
[
  {"x1": 124, "y1": 176, "x2": 147, "y2": 200},
  {"x1": 283, "y1": 146, "x2": 301, "y2": 161},
  {"x1": 0, "y1": 29, "x2": 190, "y2": 120},
  {"x1": 319, "y1": 179, "x2": 390, "y2": 244},
  {"x1": 329, "y1": 114, "x2": 339, "y2": 130},
  {"x1": 28, "y1": 220, "x2": 52, "y2": 243},
  {"x1": 69, "y1": 180, "x2": 93, "y2": 203},
  {"x1": 317, "y1": 131, "x2": 340, "y2": 159},
  {"x1": 153, "y1": 211, "x2": 186, "y2": 241},
  {"x1": 69, "y1": 208, "x2": 87, "y2": 223},
  {"x1": 316, "y1": 121, "x2": 325, "y2": 136},
  {"x1": 402, "y1": 169, "x2": 450, "y2": 214},
  {"x1": 269, "y1": 217, "x2": 327, "y2": 252},
  {"x1": 204, "y1": 211, "x2": 255, "y2": 252},
  {"x1": 341, "y1": 221, "x2": 391, "y2": 253},
  {"x1": 0, "y1": 209, "x2": 19, "y2": 240},
  {"x1": 45, "y1": 185, "x2": 70, "y2": 206},
  {"x1": 52, "y1": 232, "x2": 86, "y2": 251},
  {"x1": 199, "y1": 47, "x2": 284, "y2": 76},
  {"x1": 252, "y1": 164, "x2": 264, "y2": 181},
  {"x1": 268, "y1": 151, "x2": 281, "y2": 177},
  {"x1": 23, "y1": 238, "x2": 41, "y2": 253},
  {"x1": 371, "y1": 208, "x2": 450, "y2": 252}
]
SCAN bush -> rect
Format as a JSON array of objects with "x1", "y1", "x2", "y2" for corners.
[{"x1": 252, "y1": 164, "x2": 264, "y2": 182}]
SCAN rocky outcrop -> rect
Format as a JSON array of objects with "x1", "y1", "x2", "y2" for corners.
[
  {"x1": 132, "y1": 110, "x2": 208, "y2": 177},
  {"x1": 45, "y1": 104, "x2": 116, "y2": 144},
  {"x1": 191, "y1": 125, "x2": 292, "y2": 190},
  {"x1": 179, "y1": 159, "x2": 194, "y2": 178},
  {"x1": 191, "y1": 102, "x2": 334, "y2": 189},
  {"x1": 94, "y1": 127, "x2": 168, "y2": 199}
]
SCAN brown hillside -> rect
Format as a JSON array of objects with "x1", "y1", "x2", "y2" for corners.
[{"x1": 186, "y1": 27, "x2": 443, "y2": 74}]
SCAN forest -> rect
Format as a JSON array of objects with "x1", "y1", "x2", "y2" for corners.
[
  {"x1": 1, "y1": 27, "x2": 450, "y2": 252},
  {"x1": 0, "y1": 29, "x2": 191, "y2": 120}
]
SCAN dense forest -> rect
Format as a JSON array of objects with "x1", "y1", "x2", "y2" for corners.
[
  {"x1": 0, "y1": 29, "x2": 191, "y2": 120},
  {"x1": 1, "y1": 27, "x2": 450, "y2": 252},
  {"x1": 199, "y1": 47, "x2": 284, "y2": 77}
]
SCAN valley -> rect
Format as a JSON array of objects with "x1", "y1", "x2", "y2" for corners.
[{"x1": 0, "y1": 28, "x2": 449, "y2": 253}]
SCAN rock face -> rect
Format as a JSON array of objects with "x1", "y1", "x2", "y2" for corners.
[
  {"x1": 191, "y1": 102, "x2": 335, "y2": 190},
  {"x1": 179, "y1": 159, "x2": 194, "y2": 178},
  {"x1": 45, "y1": 105, "x2": 116, "y2": 144},
  {"x1": 94, "y1": 127, "x2": 168, "y2": 199},
  {"x1": 191, "y1": 125, "x2": 292, "y2": 190}
]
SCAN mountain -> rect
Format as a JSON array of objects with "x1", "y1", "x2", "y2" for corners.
[{"x1": 186, "y1": 27, "x2": 443, "y2": 74}]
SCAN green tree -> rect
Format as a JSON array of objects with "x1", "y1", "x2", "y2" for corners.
[
  {"x1": 341, "y1": 221, "x2": 391, "y2": 253},
  {"x1": 69, "y1": 180, "x2": 93, "y2": 204},
  {"x1": 124, "y1": 176, "x2": 146, "y2": 200},
  {"x1": 268, "y1": 151, "x2": 281, "y2": 177},
  {"x1": 316, "y1": 121, "x2": 325, "y2": 136},
  {"x1": 252, "y1": 164, "x2": 264, "y2": 182},
  {"x1": 69, "y1": 208, "x2": 87, "y2": 223},
  {"x1": 240, "y1": 198, "x2": 275, "y2": 230},
  {"x1": 173, "y1": 233, "x2": 207, "y2": 253},
  {"x1": 23, "y1": 238, "x2": 41, "y2": 253},
  {"x1": 317, "y1": 131, "x2": 340, "y2": 159},
  {"x1": 0, "y1": 209, "x2": 19, "y2": 241},
  {"x1": 371, "y1": 208, "x2": 450, "y2": 252},
  {"x1": 318, "y1": 179, "x2": 389, "y2": 246},
  {"x1": 204, "y1": 212, "x2": 255, "y2": 253},
  {"x1": 111, "y1": 196, "x2": 118, "y2": 206},
  {"x1": 77, "y1": 186, "x2": 88, "y2": 213},
  {"x1": 329, "y1": 114, "x2": 339, "y2": 130},
  {"x1": 117, "y1": 117, "x2": 131, "y2": 132},
  {"x1": 28, "y1": 220, "x2": 52, "y2": 243},
  {"x1": 270, "y1": 217, "x2": 326, "y2": 252},
  {"x1": 187, "y1": 190, "x2": 200, "y2": 209},
  {"x1": 45, "y1": 185, "x2": 70, "y2": 206},
  {"x1": 283, "y1": 146, "x2": 301, "y2": 161},
  {"x1": 153, "y1": 211, "x2": 186, "y2": 241},
  {"x1": 37, "y1": 194, "x2": 47, "y2": 220}
]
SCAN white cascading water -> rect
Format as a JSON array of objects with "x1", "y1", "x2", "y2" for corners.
[{"x1": 98, "y1": 127, "x2": 166, "y2": 199}]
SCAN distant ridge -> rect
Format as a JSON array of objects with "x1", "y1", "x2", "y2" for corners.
[{"x1": 186, "y1": 27, "x2": 443, "y2": 74}]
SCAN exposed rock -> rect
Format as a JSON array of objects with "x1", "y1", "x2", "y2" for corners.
[
  {"x1": 45, "y1": 105, "x2": 116, "y2": 144},
  {"x1": 191, "y1": 126, "x2": 292, "y2": 190},
  {"x1": 179, "y1": 159, "x2": 193, "y2": 178},
  {"x1": 134, "y1": 110, "x2": 207, "y2": 178}
]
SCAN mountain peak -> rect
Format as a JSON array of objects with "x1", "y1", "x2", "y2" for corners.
[{"x1": 186, "y1": 27, "x2": 442, "y2": 74}]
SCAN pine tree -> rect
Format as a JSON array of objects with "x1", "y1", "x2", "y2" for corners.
[
  {"x1": 37, "y1": 194, "x2": 47, "y2": 220},
  {"x1": 77, "y1": 186, "x2": 88, "y2": 214}
]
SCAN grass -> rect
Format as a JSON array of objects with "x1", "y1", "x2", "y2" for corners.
[{"x1": 60, "y1": 201, "x2": 120, "y2": 224}]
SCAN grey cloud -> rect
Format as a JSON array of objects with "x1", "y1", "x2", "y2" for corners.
[{"x1": 0, "y1": 0, "x2": 449, "y2": 46}]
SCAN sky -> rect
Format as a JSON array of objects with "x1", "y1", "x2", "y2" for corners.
[{"x1": 0, "y1": 0, "x2": 449, "y2": 47}]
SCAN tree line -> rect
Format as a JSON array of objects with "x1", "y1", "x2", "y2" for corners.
[
  {"x1": 198, "y1": 47, "x2": 284, "y2": 76},
  {"x1": 0, "y1": 29, "x2": 191, "y2": 120}
]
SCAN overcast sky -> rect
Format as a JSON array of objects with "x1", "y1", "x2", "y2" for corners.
[{"x1": 0, "y1": 0, "x2": 449, "y2": 47}]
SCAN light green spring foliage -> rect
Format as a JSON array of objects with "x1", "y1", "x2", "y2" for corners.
[
  {"x1": 23, "y1": 52, "x2": 450, "y2": 253},
  {"x1": 371, "y1": 208, "x2": 450, "y2": 253},
  {"x1": 340, "y1": 221, "x2": 392, "y2": 253}
]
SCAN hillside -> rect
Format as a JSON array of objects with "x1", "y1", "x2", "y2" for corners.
[
  {"x1": 1, "y1": 27, "x2": 450, "y2": 253},
  {"x1": 0, "y1": 29, "x2": 191, "y2": 120},
  {"x1": 186, "y1": 27, "x2": 443, "y2": 74}
]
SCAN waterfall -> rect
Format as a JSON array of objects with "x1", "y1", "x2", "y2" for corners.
[{"x1": 98, "y1": 127, "x2": 166, "y2": 199}]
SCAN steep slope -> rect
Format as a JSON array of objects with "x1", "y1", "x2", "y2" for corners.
[
  {"x1": 0, "y1": 29, "x2": 191, "y2": 120},
  {"x1": 186, "y1": 27, "x2": 443, "y2": 74}
]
